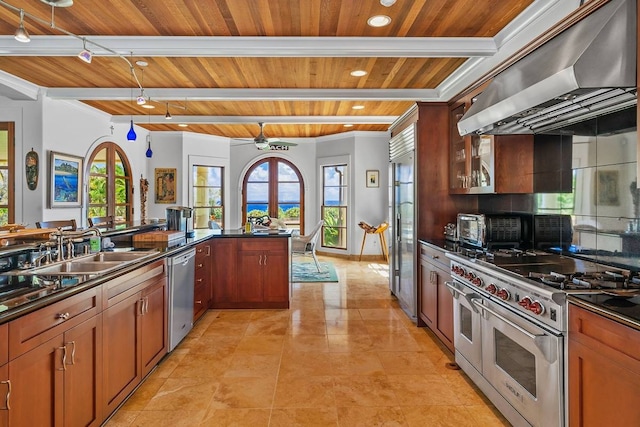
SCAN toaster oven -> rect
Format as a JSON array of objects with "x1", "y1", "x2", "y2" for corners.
[{"x1": 457, "y1": 213, "x2": 523, "y2": 249}]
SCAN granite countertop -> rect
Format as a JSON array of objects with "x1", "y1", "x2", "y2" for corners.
[{"x1": 0, "y1": 229, "x2": 217, "y2": 324}]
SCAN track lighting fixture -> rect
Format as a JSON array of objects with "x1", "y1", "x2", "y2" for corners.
[
  {"x1": 77, "y1": 39, "x2": 92, "y2": 63},
  {"x1": 127, "y1": 119, "x2": 137, "y2": 141},
  {"x1": 136, "y1": 92, "x2": 146, "y2": 105},
  {"x1": 165, "y1": 103, "x2": 172, "y2": 120},
  {"x1": 14, "y1": 9, "x2": 30, "y2": 43}
]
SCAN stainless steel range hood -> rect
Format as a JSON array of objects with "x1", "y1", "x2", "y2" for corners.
[{"x1": 458, "y1": 0, "x2": 636, "y2": 136}]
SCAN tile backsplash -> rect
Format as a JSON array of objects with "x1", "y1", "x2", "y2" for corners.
[{"x1": 479, "y1": 107, "x2": 639, "y2": 270}]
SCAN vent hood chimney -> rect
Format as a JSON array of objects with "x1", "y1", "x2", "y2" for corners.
[{"x1": 458, "y1": 0, "x2": 636, "y2": 136}]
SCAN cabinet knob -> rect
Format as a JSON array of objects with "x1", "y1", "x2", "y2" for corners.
[
  {"x1": 198, "y1": 263, "x2": 204, "y2": 268},
  {"x1": 56, "y1": 312, "x2": 70, "y2": 320},
  {"x1": 195, "y1": 300, "x2": 202, "y2": 304},
  {"x1": 197, "y1": 278, "x2": 203, "y2": 283}
]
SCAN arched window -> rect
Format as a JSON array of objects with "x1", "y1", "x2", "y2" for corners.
[
  {"x1": 86, "y1": 142, "x2": 132, "y2": 226},
  {"x1": 242, "y1": 157, "x2": 304, "y2": 232}
]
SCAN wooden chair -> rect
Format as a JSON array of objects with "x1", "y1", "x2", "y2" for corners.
[
  {"x1": 88, "y1": 215, "x2": 115, "y2": 228},
  {"x1": 36, "y1": 219, "x2": 77, "y2": 231},
  {"x1": 358, "y1": 221, "x2": 389, "y2": 262}
]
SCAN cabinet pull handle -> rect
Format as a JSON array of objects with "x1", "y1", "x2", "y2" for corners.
[
  {"x1": 144, "y1": 296, "x2": 149, "y2": 314},
  {"x1": 139, "y1": 299, "x2": 145, "y2": 316},
  {"x1": 431, "y1": 255, "x2": 439, "y2": 259},
  {"x1": 56, "y1": 312, "x2": 70, "y2": 320},
  {"x1": 206, "y1": 246, "x2": 211, "y2": 256},
  {"x1": 58, "y1": 346, "x2": 67, "y2": 371},
  {"x1": 259, "y1": 254, "x2": 263, "y2": 266},
  {"x1": 195, "y1": 300, "x2": 202, "y2": 304},
  {"x1": 198, "y1": 263, "x2": 204, "y2": 268},
  {"x1": 263, "y1": 254, "x2": 267, "y2": 265},
  {"x1": 197, "y1": 278, "x2": 203, "y2": 283},
  {"x1": 67, "y1": 341, "x2": 76, "y2": 365},
  {"x1": 0, "y1": 380, "x2": 10, "y2": 410}
]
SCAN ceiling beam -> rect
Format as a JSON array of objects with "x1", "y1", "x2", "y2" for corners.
[
  {"x1": 47, "y1": 88, "x2": 440, "y2": 101},
  {"x1": 111, "y1": 115, "x2": 397, "y2": 125},
  {"x1": 0, "y1": 35, "x2": 497, "y2": 58}
]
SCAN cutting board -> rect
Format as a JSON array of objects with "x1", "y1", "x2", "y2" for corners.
[{"x1": 133, "y1": 230, "x2": 184, "y2": 242}]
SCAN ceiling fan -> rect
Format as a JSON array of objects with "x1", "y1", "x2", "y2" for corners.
[{"x1": 235, "y1": 122, "x2": 298, "y2": 150}]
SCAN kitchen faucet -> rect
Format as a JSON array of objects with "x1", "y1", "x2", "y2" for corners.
[{"x1": 50, "y1": 227, "x2": 103, "y2": 262}]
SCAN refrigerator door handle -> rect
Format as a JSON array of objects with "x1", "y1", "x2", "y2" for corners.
[{"x1": 396, "y1": 213, "x2": 401, "y2": 242}]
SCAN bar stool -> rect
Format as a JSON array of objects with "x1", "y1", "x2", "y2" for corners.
[{"x1": 358, "y1": 221, "x2": 389, "y2": 262}]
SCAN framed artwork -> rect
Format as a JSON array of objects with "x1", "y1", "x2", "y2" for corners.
[
  {"x1": 49, "y1": 151, "x2": 83, "y2": 208},
  {"x1": 366, "y1": 170, "x2": 379, "y2": 188},
  {"x1": 596, "y1": 170, "x2": 620, "y2": 206},
  {"x1": 155, "y1": 168, "x2": 177, "y2": 203}
]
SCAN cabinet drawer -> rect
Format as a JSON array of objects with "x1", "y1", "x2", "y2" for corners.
[
  {"x1": 0, "y1": 323, "x2": 7, "y2": 366},
  {"x1": 9, "y1": 287, "x2": 101, "y2": 359},
  {"x1": 238, "y1": 238, "x2": 286, "y2": 252},
  {"x1": 103, "y1": 259, "x2": 166, "y2": 307},
  {"x1": 419, "y1": 243, "x2": 448, "y2": 269}
]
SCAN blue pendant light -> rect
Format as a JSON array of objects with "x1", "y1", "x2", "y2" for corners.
[
  {"x1": 127, "y1": 119, "x2": 137, "y2": 141},
  {"x1": 145, "y1": 135, "x2": 153, "y2": 158}
]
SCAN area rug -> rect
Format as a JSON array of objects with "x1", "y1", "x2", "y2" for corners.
[{"x1": 291, "y1": 262, "x2": 339, "y2": 282}]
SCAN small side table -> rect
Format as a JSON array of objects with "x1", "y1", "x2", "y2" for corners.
[{"x1": 358, "y1": 221, "x2": 389, "y2": 262}]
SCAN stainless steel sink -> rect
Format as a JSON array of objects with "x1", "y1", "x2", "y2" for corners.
[
  {"x1": 32, "y1": 261, "x2": 124, "y2": 274},
  {"x1": 87, "y1": 251, "x2": 155, "y2": 262},
  {"x1": 17, "y1": 250, "x2": 157, "y2": 276}
]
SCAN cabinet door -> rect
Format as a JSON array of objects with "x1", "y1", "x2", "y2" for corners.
[
  {"x1": 262, "y1": 251, "x2": 289, "y2": 303},
  {"x1": 419, "y1": 258, "x2": 437, "y2": 329},
  {"x1": 9, "y1": 335, "x2": 65, "y2": 427},
  {"x1": 141, "y1": 278, "x2": 168, "y2": 377},
  {"x1": 0, "y1": 364, "x2": 7, "y2": 427},
  {"x1": 64, "y1": 314, "x2": 103, "y2": 427},
  {"x1": 236, "y1": 251, "x2": 264, "y2": 303},
  {"x1": 211, "y1": 239, "x2": 237, "y2": 304},
  {"x1": 436, "y1": 269, "x2": 454, "y2": 351},
  {"x1": 102, "y1": 292, "x2": 142, "y2": 415}
]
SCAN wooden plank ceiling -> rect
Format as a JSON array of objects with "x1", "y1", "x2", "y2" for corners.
[{"x1": 0, "y1": 0, "x2": 534, "y2": 138}]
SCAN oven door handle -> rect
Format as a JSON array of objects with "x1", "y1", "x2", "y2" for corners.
[
  {"x1": 471, "y1": 298, "x2": 541, "y2": 341},
  {"x1": 470, "y1": 298, "x2": 558, "y2": 364},
  {"x1": 446, "y1": 281, "x2": 479, "y2": 312}
]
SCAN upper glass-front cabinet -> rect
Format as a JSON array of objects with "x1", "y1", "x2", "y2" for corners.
[{"x1": 469, "y1": 134, "x2": 494, "y2": 192}]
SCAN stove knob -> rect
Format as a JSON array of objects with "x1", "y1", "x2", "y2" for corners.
[
  {"x1": 518, "y1": 296, "x2": 532, "y2": 309},
  {"x1": 529, "y1": 300, "x2": 545, "y2": 316},
  {"x1": 486, "y1": 284, "x2": 497, "y2": 294},
  {"x1": 471, "y1": 276, "x2": 483, "y2": 286},
  {"x1": 496, "y1": 288, "x2": 510, "y2": 301},
  {"x1": 465, "y1": 271, "x2": 474, "y2": 280}
]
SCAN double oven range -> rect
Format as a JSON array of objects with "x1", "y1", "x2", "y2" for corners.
[{"x1": 445, "y1": 214, "x2": 636, "y2": 427}]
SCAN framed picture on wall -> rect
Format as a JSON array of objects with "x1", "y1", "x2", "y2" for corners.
[
  {"x1": 155, "y1": 168, "x2": 177, "y2": 204},
  {"x1": 366, "y1": 170, "x2": 379, "y2": 188},
  {"x1": 49, "y1": 151, "x2": 83, "y2": 208},
  {"x1": 596, "y1": 170, "x2": 620, "y2": 206}
]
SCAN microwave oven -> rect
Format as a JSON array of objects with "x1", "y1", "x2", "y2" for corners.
[{"x1": 457, "y1": 213, "x2": 522, "y2": 249}]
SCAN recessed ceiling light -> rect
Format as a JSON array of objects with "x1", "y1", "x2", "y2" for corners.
[
  {"x1": 380, "y1": 0, "x2": 397, "y2": 6},
  {"x1": 141, "y1": 104, "x2": 155, "y2": 109},
  {"x1": 350, "y1": 70, "x2": 367, "y2": 77},
  {"x1": 352, "y1": 105, "x2": 365, "y2": 110},
  {"x1": 135, "y1": 60, "x2": 148, "y2": 67},
  {"x1": 344, "y1": 124, "x2": 354, "y2": 127},
  {"x1": 178, "y1": 123, "x2": 188, "y2": 127},
  {"x1": 367, "y1": 15, "x2": 391, "y2": 27}
]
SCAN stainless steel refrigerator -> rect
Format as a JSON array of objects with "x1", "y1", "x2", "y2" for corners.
[{"x1": 389, "y1": 122, "x2": 417, "y2": 321}]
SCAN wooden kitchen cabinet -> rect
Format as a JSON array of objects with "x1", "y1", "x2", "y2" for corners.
[
  {"x1": 4, "y1": 286, "x2": 102, "y2": 427},
  {"x1": 418, "y1": 243, "x2": 454, "y2": 352},
  {"x1": 102, "y1": 259, "x2": 167, "y2": 416},
  {"x1": 194, "y1": 240, "x2": 212, "y2": 322},
  {"x1": 568, "y1": 303, "x2": 640, "y2": 426},
  {"x1": 0, "y1": 363, "x2": 7, "y2": 427},
  {"x1": 212, "y1": 237, "x2": 289, "y2": 309}
]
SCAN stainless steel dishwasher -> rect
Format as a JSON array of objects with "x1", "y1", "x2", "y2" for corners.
[{"x1": 167, "y1": 247, "x2": 196, "y2": 351}]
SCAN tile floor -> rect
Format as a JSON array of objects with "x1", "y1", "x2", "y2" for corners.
[{"x1": 106, "y1": 256, "x2": 510, "y2": 427}]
